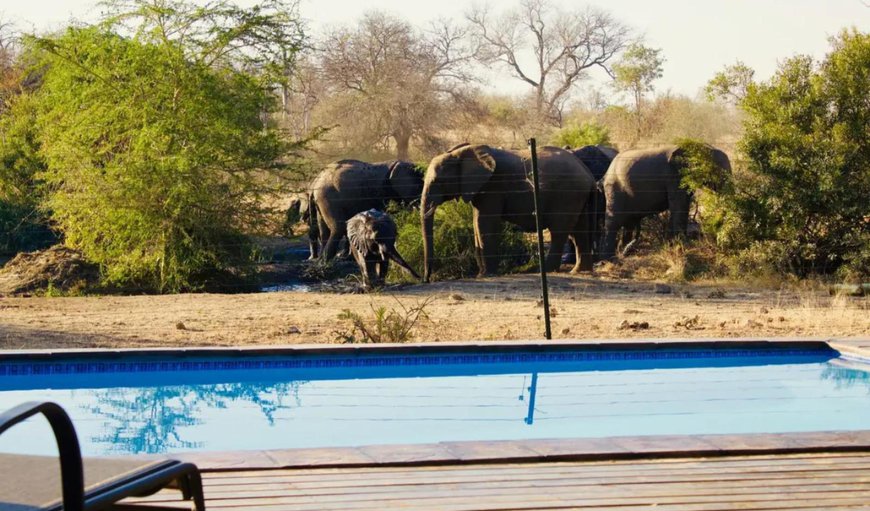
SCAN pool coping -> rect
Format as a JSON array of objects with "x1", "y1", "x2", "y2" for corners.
[
  {"x1": 168, "y1": 430, "x2": 870, "y2": 471},
  {"x1": 0, "y1": 336, "x2": 858, "y2": 360},
  {"x1": 4, "y1": 337, "x2": 870, "y2": 471}
]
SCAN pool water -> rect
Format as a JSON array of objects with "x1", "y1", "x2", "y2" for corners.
[{"x1": 1, "y1": 347, "x2": 869, "y2": 456}]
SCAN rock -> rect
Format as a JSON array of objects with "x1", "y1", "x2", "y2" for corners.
[
  {"x1": 549, "y1": 307, "x2": 558, "y2": 317},
  {"x1": 561, "y1": 327, "x2": 570, "y2": 335},
  {"x1": 654, "y1": 284, "x2": 672, "y2": 294},
  {"x1": 707, "y1": 289, "x2": 726, "y2": 299},
  {"x1": 618, "y1": 320, "x2": 650, "y2": 331},
  {"x1": 674, "y1": 315, "x2": 701, "y2": 330},
  {"x1": 175, "y1": 322, "x2": 186, "y2": 330},
  {"x1": 286, "y1": 326, "x2": 301, "y2": 334},
  {"x1": 759, "y1": 307, "x2": 769, "y2": 314},
  {"x1": 449, "y1": 293, "x2": 464, "y2": 301},
  {"x1": 745, "y1": 319, "x2": 764, "y2": 329}
]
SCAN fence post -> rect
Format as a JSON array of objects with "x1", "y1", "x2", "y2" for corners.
[{"x1": 527, "y1": 138, "x2": 552, "y2": 340}]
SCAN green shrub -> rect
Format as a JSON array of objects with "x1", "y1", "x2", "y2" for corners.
[
  {"x1": 0, "y1": 92, "x2": 55, "y2": 255},
  {"x1": 550, "y1": 120, "x2": 611, "y2": 148},
  {"x1": 722, "y1": 30, "x2": 870, "y2": 278},
  {"x1": 28, "y1": 0, "x2": 306, "y2": 292},
  {"x1": 390, "y1": 200, "x2": 534, "y2": 282},
  {"x1": 334, "y1": 298, "x2": 432, "y2": 343}
]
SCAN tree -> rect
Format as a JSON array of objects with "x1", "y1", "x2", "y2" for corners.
[
  {"x1": 30, "y1": 0, "x2": 307, "y2": 291},
  {"x1": 468, "y1": 0, "x2": 630, "y2": 124},
  {"x1": 727, "y1": 29, "x2": 870, "y2": 278},
  {"x1": 612, "y1": 43, "x2": 664, "y2": 141},
  {"x1": 0, "y1": 19, "x2": 23, "y2": 114},
  {"x1": 319, "y1": 12, "x2": 474, "y2": 160},
  {"x1": 550, "y1": 120, "x2": 610, "y2": 148},
  {"x1": 705, "y1": 61, "x2": 755, "y2": 104}
]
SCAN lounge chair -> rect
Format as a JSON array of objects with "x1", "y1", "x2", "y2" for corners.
[{"x1": 0, "y1": 401, "x2": 205, "y2": 511}]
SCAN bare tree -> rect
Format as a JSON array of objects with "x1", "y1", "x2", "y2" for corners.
[
  {"x1": 0, "y1": 19, "x2": 21, "y2": 114},
  {"x1": 319, "y1": 12, "x2": 475, "y2": 160},
  {"x1": 468, "y1": 0, "x2": 630, "y2": 125}
]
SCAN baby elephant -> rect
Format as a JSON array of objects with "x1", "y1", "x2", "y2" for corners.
[{"x1": 347, "y1": 209, "x2": 420, "y2": 289}]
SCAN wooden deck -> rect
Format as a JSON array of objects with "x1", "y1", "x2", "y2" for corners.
[{"x1": 130, "y1": 451, "x2": 870, "y2": 510}]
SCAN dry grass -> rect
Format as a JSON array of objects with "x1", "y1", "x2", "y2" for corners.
[{"x1": 0, "y1": 273, "x2": 866, "y2": 351}]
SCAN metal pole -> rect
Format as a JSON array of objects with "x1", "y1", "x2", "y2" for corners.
[{"x1": 527, "y1": 138, "x2": 551, "y2": 340}]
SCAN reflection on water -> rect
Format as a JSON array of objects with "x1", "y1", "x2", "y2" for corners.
[
  {"x1": 2, "y1": 352, "x2": 870, "y2": 456},
  {"x1": 821, "y1": 358, "x2": 870, "y2": 391},
  {"x1": 261, "y1": 283, "x2": 311, "y2": 293},
  {"x1": 82, "y1": 382, "x2": 302, "y2": 454}
]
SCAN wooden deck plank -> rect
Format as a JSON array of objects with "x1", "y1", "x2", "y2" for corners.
[
  {"x1": 201, "y1": 453, "x2": 870, "y2": 481},
  {"x1": 124, "y1": 451, "x2": 870, "y2": 511}
]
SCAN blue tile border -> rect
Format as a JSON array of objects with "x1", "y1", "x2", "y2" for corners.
[{"x1": 0, "y1": 347, "x2": 834, "y2": 377}]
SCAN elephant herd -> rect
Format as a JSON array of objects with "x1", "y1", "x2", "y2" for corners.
[{"x1": 288, "y1": 143, "x2": 731, "y2": 288}]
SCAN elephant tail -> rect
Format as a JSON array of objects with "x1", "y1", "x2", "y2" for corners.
[{"x1": 385, "y1": 244, "x2": 422, "y2": 281}]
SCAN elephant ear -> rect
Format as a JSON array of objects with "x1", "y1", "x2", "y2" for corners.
[
  {"x1": 388, "y1": 161, "x2": 423, "y2": 201},
  {"x1": 450, "y1": 145, "x2": 496, "y2": 202}
]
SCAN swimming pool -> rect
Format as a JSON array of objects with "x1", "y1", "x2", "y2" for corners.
[{"x1": 1, "y1": 343, "x2": 869, "y2": 457}]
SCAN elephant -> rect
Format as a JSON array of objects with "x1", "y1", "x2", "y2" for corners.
[
  {"x1": 310, "y1": 159, "x2": 423, "y2": 261},
  {"x1": 572, "y1": 145, "x2": 619, "y2": 182},
  {"x1": 347, "y1": 209, "x2": 420, "y2": 289},
  {"x1": 285, "y1": 192, "x2": 319, "y2": 259},
  {"x1": 568, "y1": 145, "x2": 619, "y2": 260},
  {"x1": 420, "y1": 143, "x2": 596, "y2": 281},
  {"x1": 600, "y1": 144, "x2": 731, "y2": 260}
]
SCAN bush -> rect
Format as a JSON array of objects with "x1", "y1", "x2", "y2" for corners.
[
  {"x1": 723, "y1": 30, "x2": 870, "y2": 278},
  {"x1": 28, "y1": 1, "x2": 306, "y2": 292},
  {"x1": 334, "y1": 298, "x2": 432, "y2": 343},
  {"x1": 390, "y1": 200, "x2": 534, "y2": 282},
  {"x1": 0, "y1": 92, "x2": 55, "y2": 255},
  {"x1": 550, "y1": 120, "x2": 611, "y2": 148}
]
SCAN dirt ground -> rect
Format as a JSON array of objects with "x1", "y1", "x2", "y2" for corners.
[{"x1": 1, "y1": 273, "x2": 867, "y2": 350}]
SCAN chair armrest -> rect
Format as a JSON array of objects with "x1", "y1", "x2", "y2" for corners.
[{"x1": 0, "y1": 401, "x2": 85, "y2": 511}]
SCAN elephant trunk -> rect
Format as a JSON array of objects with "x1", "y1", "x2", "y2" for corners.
[{"x1": 421, "y1": 192, "x2": 439, "y2": 283}]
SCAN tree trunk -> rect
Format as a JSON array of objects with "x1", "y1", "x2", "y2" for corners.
[{"x1": 395, "y1": 132, "x2": 411, "y2": 161}]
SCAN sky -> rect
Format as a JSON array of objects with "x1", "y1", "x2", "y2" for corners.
[{"x1": 2, "y1": 0, "x2": 868, "y2": 99}]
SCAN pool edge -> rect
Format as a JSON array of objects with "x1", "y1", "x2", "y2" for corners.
[
  {"x1": 0, "y1": 336, "x2": 855, "y2": 361},
  {"x1": 163, "y1": 430, "x2": 870, "y2": 471}
]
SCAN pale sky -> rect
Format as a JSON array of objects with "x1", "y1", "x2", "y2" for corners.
[{"x1": 2, "y1": 0, "x2": 868, "y2": 99}]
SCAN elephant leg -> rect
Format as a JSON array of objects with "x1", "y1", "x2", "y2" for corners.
[
  {"x1": 601, "y1": 212, "x2": 623, "y2": 261},
  {"x1": 316, "y1": 214, "x2": 331, "y2": 260},
  {"x1": 572, "y1": 202, "x2": 596, "y2": 272},
  {"x1": 376, "y1": 254, "x2": 390, "y2": 281},
  {"x1": 323, "y1": 221, "x2": 347, "y2": 261},
  {"x1": 667, "y1": 188, "x2": 691, "y2": 239},
  {"x1": 570, "y1": 229, "x2": 594, "y2": 273},
  {"x1": 545, "y1": 229, "x2": 569, "y2": 272},
  {"x1": 307, "y1": 224, "x2": 321, "y2": 259},
  {"x1": 473, "y1": 206, "x2": 502, "y2": 277},
  {"x1": 355, "y1": 251, "x2": 381, "y2": 289}
]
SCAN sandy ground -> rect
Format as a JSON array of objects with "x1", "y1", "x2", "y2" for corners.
[{"x1": 0, "y1": 274, "x2": 867, "y2": 350}]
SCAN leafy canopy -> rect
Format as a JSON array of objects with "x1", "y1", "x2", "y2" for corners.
[
  {"x1": 730, "y1": 29, "x2": 870, "y2": 278},
  {"x1": 29, "y1": 0, "x2": 306, "y2": 291},
  {"x1": 551, "y1": 120, "x2": 611, "y2": 148}
]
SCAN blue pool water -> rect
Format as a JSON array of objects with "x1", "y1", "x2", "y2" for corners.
[{"x1": 1, "y1": 347, "x2": 869, "y2": 456}]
